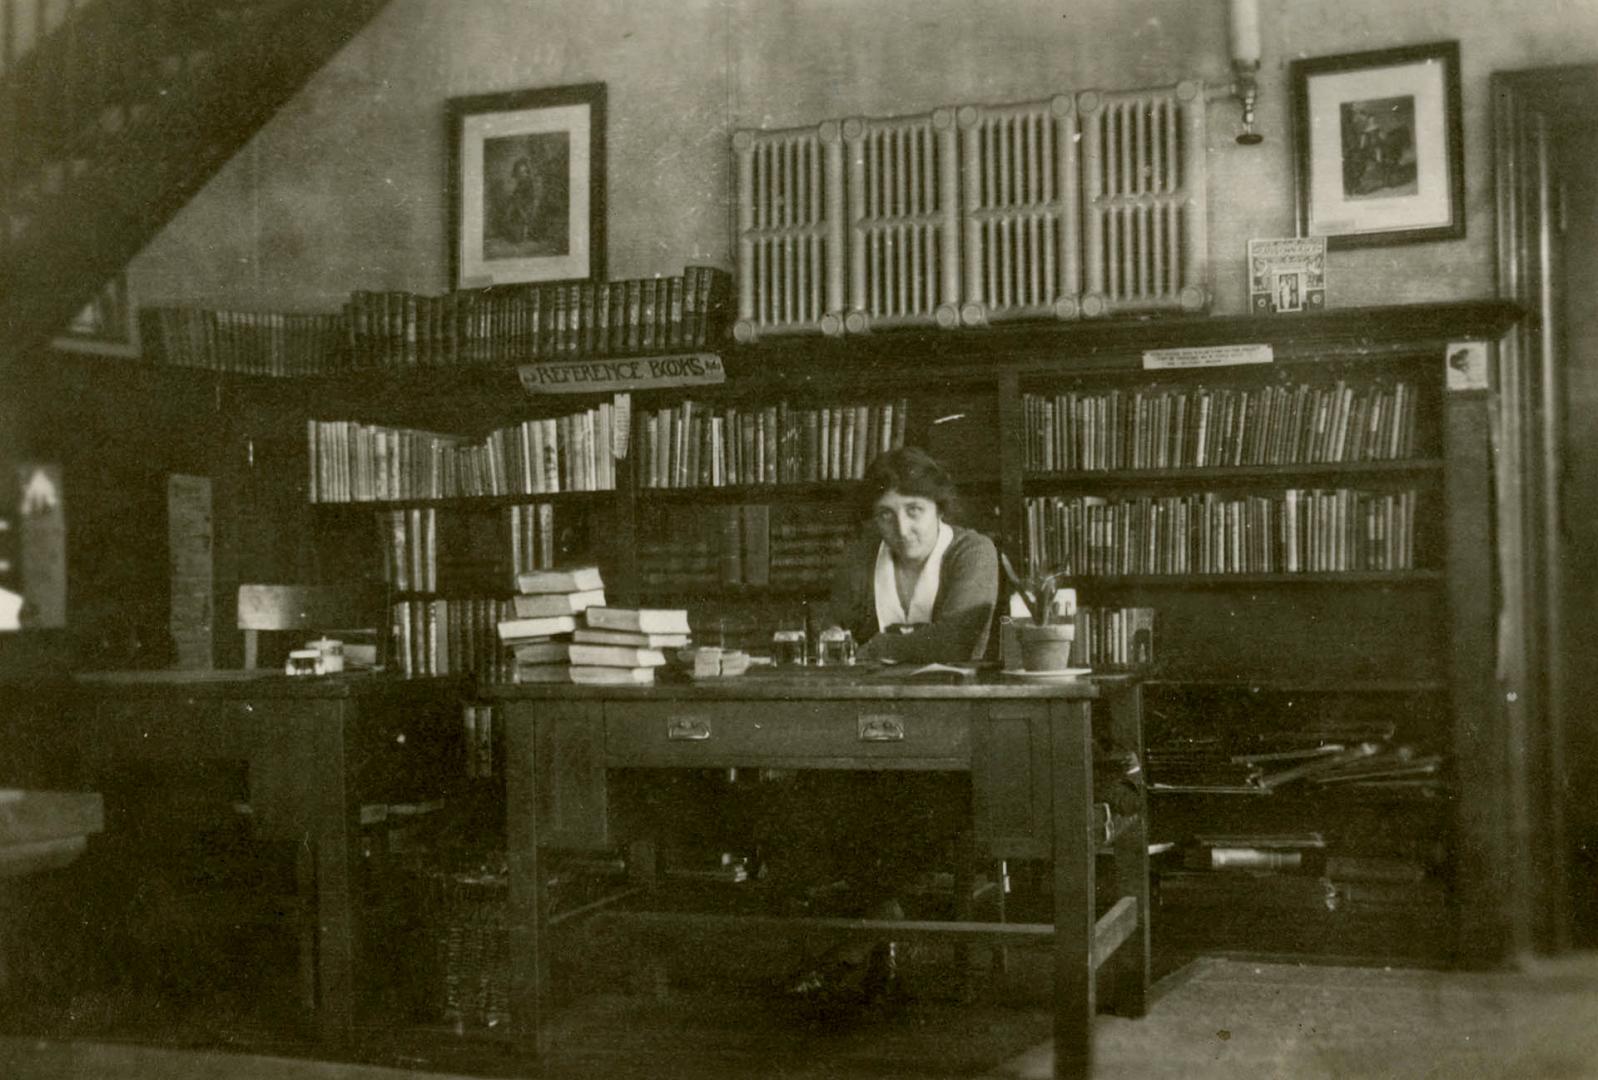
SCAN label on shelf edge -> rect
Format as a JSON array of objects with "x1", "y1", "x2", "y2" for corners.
[
  {"x1": 516, "y1": 353, "x2": 725, "y2": 394},
  {"x1": 1142, "y1": 344, "x2": 1273, "y2": 370}
]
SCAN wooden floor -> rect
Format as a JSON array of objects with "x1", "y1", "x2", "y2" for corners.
[{"x1": 5, "y1": 954, "x2": 1598, "y2": 1079}]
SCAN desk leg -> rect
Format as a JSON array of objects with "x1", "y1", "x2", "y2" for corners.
[
  {"x1": 1051, "y1": 700, "x2": 1095, "y2": 1080},
  {"x1": 1100, "y1": 683, "x2": 1150, "y2": 1019},
  {"x1": 311, "y1": 721, "x2": 357, "y2": 1043},
  {"x1": 505, "y1": 707, "x2": 546, "y2": 1056}
]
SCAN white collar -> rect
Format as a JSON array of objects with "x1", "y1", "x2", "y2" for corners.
[{"x1": 874, "y1": 522, "x2": 955, "y2": 632}]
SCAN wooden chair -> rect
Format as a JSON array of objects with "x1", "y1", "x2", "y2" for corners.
[{"x1": 236, "y1": 584, "x2": 375, "y2": 670}]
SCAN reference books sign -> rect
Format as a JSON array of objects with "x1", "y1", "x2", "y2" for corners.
[{"x1": 517, "y1": 353, "x2": 726, "y2": 395}]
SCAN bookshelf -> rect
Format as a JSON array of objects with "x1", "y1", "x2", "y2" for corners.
[{"x1": 259, "y1": 297, "x2": 1518, "y2": 968}]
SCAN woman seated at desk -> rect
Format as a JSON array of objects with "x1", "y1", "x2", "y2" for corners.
[
  {"x1": 825, "y1": 446, "x2": 1000, "y2": 665},
  {"x1": 772, "y1": 447, "x2": 999, "y2": 1014}
]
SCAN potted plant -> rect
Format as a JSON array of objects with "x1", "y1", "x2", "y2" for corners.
[{"x1": 1000, "y1": 554, "x2": 1077, "y2": 671}]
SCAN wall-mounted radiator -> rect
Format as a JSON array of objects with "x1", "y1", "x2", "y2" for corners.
[
  {"x1": 957, "y1": 95, "x2": 1082, "y2": 326},
  {"x1": 1078, "y1": 81, "x2": 1210, "y2": 317},
  {"x1": 840, "y1": 109, "x2": 961, "y2": 334},
  {"x1": 732, "y1": 123, "x2": 846, "y2": 343},
  {"x1": 734, "y1": 81, "x2": 1211, "y2": 339}
]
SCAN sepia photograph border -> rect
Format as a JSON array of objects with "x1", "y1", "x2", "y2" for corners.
[
  {"x1": 1292, "y1": 41, "x2": 1464, "y2": 249},
  {"x1": 448, "y1": 82, "x2": 607, "y2": 290}
]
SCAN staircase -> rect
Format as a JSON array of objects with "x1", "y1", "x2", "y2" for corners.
[{"x1": 0, "y1": 0, "x2": 392, "y2": 364}]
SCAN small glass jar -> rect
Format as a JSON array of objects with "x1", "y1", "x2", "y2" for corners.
[
  {"x1": 771, "y1": 625, "x2": 808, "y2": 666},
  {"x1": 816, "y1": 626, "x2": 855, "y2": 667}
]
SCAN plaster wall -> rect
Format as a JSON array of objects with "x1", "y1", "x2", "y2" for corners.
[{"x1": 128, "y1": 0, "x2": 1598, "y2": 316}]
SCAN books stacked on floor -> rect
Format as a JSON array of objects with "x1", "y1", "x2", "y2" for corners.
[{"x1": 498, "y1": 566, "x2": 605, "y2": 684}]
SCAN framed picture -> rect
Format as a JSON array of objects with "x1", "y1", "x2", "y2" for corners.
[
  {"x1": 52, "y1": 273, "x2": 141, "y2": 358},
  {"x1": 448, "y1": 82, "x2": 606, "y2": 290},
  {"x1": 1291, "y1": 41, "x2": 1463, "y2": 249}
]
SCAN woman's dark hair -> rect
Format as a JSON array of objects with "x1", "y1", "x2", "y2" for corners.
[{"x1": 859, "y1": 446, "x2": 960, "y2": 520}]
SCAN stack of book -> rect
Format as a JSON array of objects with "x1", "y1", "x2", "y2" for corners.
[
  {"x1": 566, "y1": 606, "x2": 692, "y2": 685},
  {"x1": 497, "y1": 566, "x2": 605, "y2": 683},
  {"x1": 499, "y1": 570, "x2": 691, "y2": 686}
]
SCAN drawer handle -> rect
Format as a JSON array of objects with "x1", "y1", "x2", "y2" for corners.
[
  {"x1": 857, "y1": 715, "x2": 905, "y2": 742},
  {"x1": 667, "y1": 717, "x2": 711, "y2": 741}
]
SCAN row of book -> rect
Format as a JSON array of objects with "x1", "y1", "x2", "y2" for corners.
[
  {"x1": 1022, "y1": 378, "x2": 1421, "y2": 473},
  {"x1": 380, "y1": 504, "x2": 563, "y2": 592},
  {"x1": 391, "y1": 597, "x2": 514, "y2": 680},
  {"x1": 1071, "y1": 606, "x2": 1156, "y2": 669},
  {"x1": 637, "y1": 507, "x2": 852, "y2": 592},
  {"x1": 634, "y1": 398, "x2": 910, "y2": 489},
  {"x1": 380, "y1": 508, "x2": 437, "y2": 592},
  {"x1": 307, "y1": 404, "x2": 621, "y2": 502},
  {"x1": 139, "y1": 306, "x2": 348, "y2": 377},
  {"x1": 496, "y1": 566, "x2": 690, "y2": 685},
  {"x1": 1024, "y1": 489, "x2": 1419, "y2": 577},
  {"x1": 344, "y1": 267, "x2": 733, "y2": 369},
  {"x1": 507, "y1": 503, "x2": 559, "y2": 578}
]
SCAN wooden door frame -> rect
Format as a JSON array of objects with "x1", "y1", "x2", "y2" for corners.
[{"x1": 1490, "y1": 63, "x2": 1598, "y2": 955}]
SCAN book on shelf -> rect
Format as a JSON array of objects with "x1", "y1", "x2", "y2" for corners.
[
  {"x1": 716, "y1": 507, "x2": 743, "y2": 585},
  {"x1": 515, "y1": 566, "x2": 604, "y2": 594},
  {"x1": 496, "y1": 613, "x2": 579, "y2": 642},
  {"x1": 584, "y1": 606, "x2": 691, "y2": 635},
  {"x1": 741, "y1": 504, "x2": 770, "y2": 586},
  {"x1": 571, "y1": 628, "x2": 691, "y2": 649},
  {"x1": 511, "y1": 588, "x2": 606, "y2": 618},
  {"x1": 510, "y1": 640, "x2": 571, "y2": 665},
  {"x1": 567, "y1": 643, "x2": 668, "y2": 668},
  {"x1": 571, "y1": 665, "x2": 656, "y2": 686}
]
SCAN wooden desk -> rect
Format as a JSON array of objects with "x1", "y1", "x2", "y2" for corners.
[
  {"x1": 489, "y1": 669, "x2": 1147, "y2": 1080},
  {"x1": 61, "y1": 671, "x2": 462, "y2": 1043}
]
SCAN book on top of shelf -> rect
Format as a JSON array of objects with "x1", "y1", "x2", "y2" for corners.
[
  {"x1": 516, "y1": 566, "x2": 604, "y2": 594},
  {"x1": 571, "y1": 665, "x2": 656, "y2": 686},
  {"x1": 585, "y1": 607, "x2": 691, "y2": 635},
  {"x1": 496, "y1": 614, "x2": 578, "y2": 642},
  {"x1": 572, "y1": 628, "x2": 691, "y2": 649},
  {"x1": 511, "y1": 588, "x2": 606, "y2": 618},
  {"x1": 568, "y1": 643, "x2": 669, "y2": 668}
]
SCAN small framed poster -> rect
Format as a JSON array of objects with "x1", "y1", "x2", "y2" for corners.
[{"x1": 1248, "y1": 237, "x2": 1327, "y2": 315}]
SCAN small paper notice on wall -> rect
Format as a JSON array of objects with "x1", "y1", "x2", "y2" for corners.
[
  {"x1": 1445, "y1": 341, "x2": 1488, "y2": 392},
  {"x1": 1248, "y1": 237, "x2": 1327, "y2": 315},
  {"x1": 1143, "y1": 344, "x2": 1273, "y2": 370}
]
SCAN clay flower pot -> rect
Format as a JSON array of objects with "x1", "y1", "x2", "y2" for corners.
[{"x1": 1018, "y1": 621, "x2": 1076, "y2": 671}]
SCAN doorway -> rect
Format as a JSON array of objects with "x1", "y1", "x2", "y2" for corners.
[{"x1": 1492, "y1": 63, "x2": 1598, "y2": 952}]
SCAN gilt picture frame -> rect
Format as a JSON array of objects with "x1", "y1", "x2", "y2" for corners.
[
  {"x1": 1291, "y1": 41, "x2": 1464, "y2": 249},
  {"x1": 448, "y1": 82, "x2": 606, "y2": 290}
]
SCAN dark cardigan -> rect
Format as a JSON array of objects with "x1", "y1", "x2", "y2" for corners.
[{"x1": 826, "y1": 525, "x2": 999, "y2": 663}]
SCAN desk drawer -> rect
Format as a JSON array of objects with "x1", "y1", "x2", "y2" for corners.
[{"x1": 604, "y1": 700, "x2": 972, "y2": 767}]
